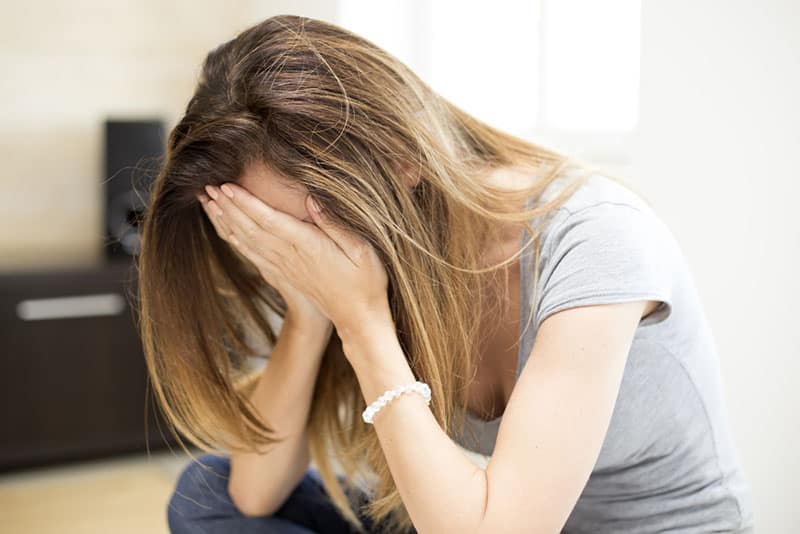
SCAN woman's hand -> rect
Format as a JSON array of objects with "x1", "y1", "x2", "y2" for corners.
[
  {"x1": 197, "y1": 182, "x2": 393, "y2": 339},
  {"x1": 198, "y1": 191, "x2": 331, "y2": 334}
]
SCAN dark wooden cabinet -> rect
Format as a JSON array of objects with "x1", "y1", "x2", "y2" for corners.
[{"x1": 0, "y1": 259, "x2": 176, "y2": 472}]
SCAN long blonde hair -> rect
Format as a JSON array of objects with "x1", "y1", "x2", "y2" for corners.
[{"x1": 137, "y1": 14, "x2": 607, "y2": 533}]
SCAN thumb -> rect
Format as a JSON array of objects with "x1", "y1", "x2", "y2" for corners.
[
  {"x1": 307, "y1": 194, "x2": 326, "y2": 225},
  {"x1": 306, "y1": 194, "x2": 360, "y2": 255},
  {"x1": 307, "y1": 194, "x2": 336, "y2": 236}
]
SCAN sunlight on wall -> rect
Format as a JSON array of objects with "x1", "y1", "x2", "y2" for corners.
[
  {"x1": 337, "y1": 0, "x2": 641, "y2": 136},
  {"x1": 542, "y1": 0, "x2": 641, "y2": 131}
]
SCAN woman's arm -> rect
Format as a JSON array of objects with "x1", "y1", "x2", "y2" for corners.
[
  {"x1": 197, "y1": 187, "x2": 335, "y2": 516},
  {"x1": 341, "y1": 299, "x2": 649, "y2": 534},
  {"x1": 228, "y1": 316, "x2": 333, "y2": 517}
]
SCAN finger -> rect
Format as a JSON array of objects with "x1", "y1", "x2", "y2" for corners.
[
  {"x1": 200, "y1": 196, "x2": 233, "y2": 241},
  {"x1": 205, "y1": 194, "x2": 286, "y2": 275},
  {"x1": 202, "y1": 194, "x2": 280, "y2": 283},
  {"x1": 215, "y1": 183, "x2": 308, "y2": 244},
  {"x1": 206, "y1": 199, "x2": 236, "y2": 240},
  {"x1": 228, "y1": 231, "x2": 281, "y2": 282},
  {"x1": 204, "y1": 185, "x2": 267, "y2": 249},
  {"x1": 305, "y1": 194, "x2": 363, "y2": 263},
  {"x1": 198, "y1": 195, "x2": 221, "y2": 234},
  {"x1": 206, "y1": 191, "x2": 266, "y2": 249}
]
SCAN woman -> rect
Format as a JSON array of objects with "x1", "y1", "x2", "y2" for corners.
[{"x1": 140, "y1": 14, "x2": 755, "y2": 534}]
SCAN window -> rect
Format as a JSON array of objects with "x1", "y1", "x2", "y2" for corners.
[
  {"x1": 337, "y1": 0, "x2": 642, "y2": 164},
  {"x1": 541, "y1": 0, "x2": 641, "y2": 132}
]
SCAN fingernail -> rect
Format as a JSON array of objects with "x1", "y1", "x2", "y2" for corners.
[
  {"x1": 220, "y1": 184, "x2": 234, "y2": 198},
  {"x1": 205, "y1": 185, "x2": 218, "y2": 200}
]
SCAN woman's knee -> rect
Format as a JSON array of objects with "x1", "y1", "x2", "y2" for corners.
[
  {"x1": 167, "y1": 453, "x2": 236, "y2": 531},
  {"x1": 167, "y1": 455, "x2": 373, "y2": 534}
]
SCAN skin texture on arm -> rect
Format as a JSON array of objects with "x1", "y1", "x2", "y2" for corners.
[
  {"x1": 477, "y1": 300, "x2": 648, "y2": 533},
  {"x1": 227, "y1": 318, "x2": 333, "y2": 517},
  {"x1": 341, "y1": 299, "x2": 651, "y2": 534}
]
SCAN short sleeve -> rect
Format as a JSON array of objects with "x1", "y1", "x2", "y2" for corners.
[{"x1": 534, "y1": 202, "x2": 674, "y2": 329}]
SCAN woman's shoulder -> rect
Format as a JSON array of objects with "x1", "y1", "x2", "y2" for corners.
[
  {"x1": 535, "y1": 172, "x2": 658, "y2": 225},
  {"x1": 531, "y1": 172, "x2": 674, "y2": 253},
  {"x1": 532, "y1": 172, "x2": 683, "y2": 269},
  {"x1": 523, "y1": 171, "x2": 682, "y2": 331}
]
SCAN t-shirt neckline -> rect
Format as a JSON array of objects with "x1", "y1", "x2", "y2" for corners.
[{"x1": 465, "y1": 194, "x2": 536, "y2": 425}]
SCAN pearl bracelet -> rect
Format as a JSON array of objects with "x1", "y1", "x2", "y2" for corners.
[{"x1": 362, "y1": 380, "x2": 432, "y2": 424}]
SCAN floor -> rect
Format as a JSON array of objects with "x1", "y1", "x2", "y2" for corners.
[
  {"x1": 0, "y1": 444, "x2": 490, "y2": 533},
  {"x1": 0, "y1": 448, "x2": 195, "y2": 534}
]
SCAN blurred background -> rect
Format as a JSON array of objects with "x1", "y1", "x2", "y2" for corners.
[{"x1": 0, "y1": 1, "x2": 797, "y2": 532}]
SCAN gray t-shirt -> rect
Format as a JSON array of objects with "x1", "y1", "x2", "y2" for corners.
[{"x1": 453, "y1": 173, "x2": 755, "y2": 533}]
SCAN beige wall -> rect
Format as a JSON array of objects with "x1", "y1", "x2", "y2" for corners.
[
  {"x1": 628, "y1": 1, "x2": 799, "y2": 530},
  {"x1": 0, "y1": 0, "x2": 335, "y2": 269}
]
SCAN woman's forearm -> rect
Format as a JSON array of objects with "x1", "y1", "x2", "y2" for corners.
[{"x1": 228, "y1": 317, "x2": 333, "y2": 517}]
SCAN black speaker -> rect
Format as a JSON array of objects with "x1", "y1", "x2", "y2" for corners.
[{"x1": 103, "y1": 118, "x2": 166, "y2": 260}]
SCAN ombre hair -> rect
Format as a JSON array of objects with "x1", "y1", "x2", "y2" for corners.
[{"x1": 136, "y1": 14, "x2": 612, "y2": 533}]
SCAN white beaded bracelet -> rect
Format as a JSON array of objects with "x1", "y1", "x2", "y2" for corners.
[{"x1": 362, "y1": 380, "x2": 432, "y2": 424}]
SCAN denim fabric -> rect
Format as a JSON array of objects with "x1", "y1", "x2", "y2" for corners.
[{"x1": 167, "y1": 453, "x2": 398, "y2": 534}]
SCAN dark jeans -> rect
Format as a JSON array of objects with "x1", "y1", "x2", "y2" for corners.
[{"x1": 167, "y1": 453, "x2": 401, "y2": 534}]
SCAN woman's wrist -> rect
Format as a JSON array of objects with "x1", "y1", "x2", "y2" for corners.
[
  {"x1": 283, "y1": 312, "x2": 333, "y2": 346},
  {"x1": 339, "y1": 318, "x2": 399, "y2": 367},
  {"x1": 334, "y1": 302, "x2": 395, "y2": 347}
]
